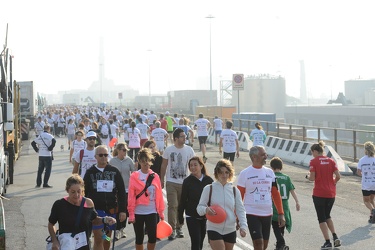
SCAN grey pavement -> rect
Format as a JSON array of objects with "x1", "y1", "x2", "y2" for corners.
[{"x1": 3, "y1": 133, "x2": 375, "y2": 249}]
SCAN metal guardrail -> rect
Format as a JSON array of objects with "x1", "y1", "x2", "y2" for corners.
[{"x1": 184, "y1": 114, "x2": 369, "y2": 162}]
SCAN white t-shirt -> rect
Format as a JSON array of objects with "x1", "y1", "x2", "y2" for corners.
[
  {"x1": 358, "y1": 155, "x2": 375, "y2": 191},
  {"x1": 136, "y1": 123, "x2": 149, "y2": 139},
  {"x1": 110, "y1": 124, "x2": 118, "y2": 138},
  {"x1": 66, "y1": 123, "x2": 76, "y2": 135},
  {"x1": 123, "y1": 124, "x2": 130, "y2": 141},
  {"x1": 71, "y1": 140, "x2": 86, "y2": 155},
  {"x1": 73, "y1": 148, "x2": 96, "y2": 178},
  {"x1": 33, "y1": 132, "x2": 54, "y2": 157},
  {"x1": 34, "y1": 121, "x2": 45, "y2": 134},
  {"x1": 194, "y1": 118, "x2": 210, "y2": 136},
  {"x1": 220, "y1": 129, "x2": 238, "y2": 153},
  {"x1": 151, "y1": 128, "x2": 167, "y2": 143},
  {"x1": 237, "y1": 165, "x2": 276, "y2": 216},
  {"x1": 250, "y1": 129, "x2": 266, "y2": 146},
  {"x1": 127, "y1": 128, "x2": 141, "y2": 148},
  {"x1": 147, "y1": 114, "x2": 157, "y2": 125},
  {"x1": 162, "y1": 145, "x2": 195, "y2": 184},
  {"x1": 135, "y1": 171, "x2": 157, "y2": 214},
  {"x1": 213, "y1": 118, "x2": 223, "y2": 131}
]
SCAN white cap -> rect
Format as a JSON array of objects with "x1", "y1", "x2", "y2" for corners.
[
  {"x1": 165, "y1": 111, "x2": 170, "y2": 115},
  {"x1": 86, "y1": 131, "x2": 97, "y2": 138}
]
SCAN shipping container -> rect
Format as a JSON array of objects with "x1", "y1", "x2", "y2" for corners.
[{"x1": 195, "y1": 106, "x2": 236, "y2": 120}]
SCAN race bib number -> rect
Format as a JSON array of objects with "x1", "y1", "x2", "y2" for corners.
[
  {"x1": 74, "y1": 231, "x2": 88, "y2": 249},
  {"x1": 97, "y1": 180, "x2": 114, "y2": 192}
]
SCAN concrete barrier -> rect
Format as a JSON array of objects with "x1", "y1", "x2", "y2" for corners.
[
  {"x1": 236, "y1": 131, "x2": 253, "y2": 152},
  {"x1": 266, "y1": 136, "x2": 352, "y2": 174},
  {"x1": 206, "y1": 127, "x2": 215, "y2": 143}
]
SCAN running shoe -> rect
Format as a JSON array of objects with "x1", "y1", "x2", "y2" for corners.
[
  {"x1": 321, "y1": 241, "x2": 332, "y2": 249},
  {"x1": 168, "y1": 230, "x2": 176, "y2": 240},
  {"x1": 176, "y1": 228, "x2": 184, "y2": 238},
  {"x1": 333, "y1": 238, "x2": 341, "y2": 247},
  {"x1": 203, "y1": 156, "x2": 208, "y2": 163}
]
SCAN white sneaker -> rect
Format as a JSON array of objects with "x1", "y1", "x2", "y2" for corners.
[
  {"x1": 120, "y1": 228, "x2": 127, "y2": 238},
  {"x1": 115, "y1": 230, "x2": 121, "y2": 241}
]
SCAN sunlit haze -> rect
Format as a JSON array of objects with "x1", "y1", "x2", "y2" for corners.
[{"x1": 1, "y1": 0, "x2": 374, "y2": 99}]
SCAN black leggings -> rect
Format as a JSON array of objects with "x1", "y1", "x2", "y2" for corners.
[
  {"x1": 133, "y1": 213, "x2": 157, "y2": 244},
  {"x1": 186, "y1": 217, "x2": 207, "y2": 250},
  {"x1": 313, "y1": 195, "x2": 335, "y2": 223},
  {"x1": 271, "y1": 220, "x2": 285, "y2": 247}
]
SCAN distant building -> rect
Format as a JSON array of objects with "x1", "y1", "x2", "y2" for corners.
[
  {"x1": 232, "y1": 74, "x2": 286, "y2": 118},
  {"x1": 345, "y1": 79, "x2": 375, "y2": 105},
  {"x1": 167, "y1": 90, "x2": 218, "y2": 113}
]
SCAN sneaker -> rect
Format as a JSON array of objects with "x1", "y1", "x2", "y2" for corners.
[
  {"x1": 120, "y1": 228, "x2": 126, "y2": 238},
  {"x1": 176, "y1": 228, "x2": 184, "y2": 238},
  {"x1": 369, "y1": 215, "x2": 373, "y2": 223},
  {"x1": 114, "y1": 231, "x2": 121, "y2": 241},
  {"x1": 43, "y1": 184, "x2": 53, "y2": 188},
  {"x1": 275, "y1": 245, "x2": 289, "y2": 250},
  {"x1": 35, "y1": 185, "x2": 41, "y2": 188},
  {"x1": 203, "y1": 156, "x2": 208, "y2": 163},
  {"x1": 321, "y1": 241, "x2": 332, "y2": 249},
  {"x1": 168, "y1": 230, "x2": 176, "y2": 240},
  {"x1": 334, "y1": 238, "x2": 341, "y2": 247}
]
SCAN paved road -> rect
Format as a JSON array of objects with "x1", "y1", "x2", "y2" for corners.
[{"x1": 3, "y1": 134, "x2": 375, "y2": 249}]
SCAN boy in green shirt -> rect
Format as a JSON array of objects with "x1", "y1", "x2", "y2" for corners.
[{"x1": 270, "y1": 157, "x2": 300, "y2": 250}]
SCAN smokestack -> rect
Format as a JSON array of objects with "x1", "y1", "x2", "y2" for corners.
[{"x1": 299, "y1": 60, "x2": 307, "y2": 103}]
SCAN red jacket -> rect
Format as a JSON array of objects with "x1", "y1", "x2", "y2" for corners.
[{"x1": 127, "y1": 170, "x2": 165, "y2": 221}]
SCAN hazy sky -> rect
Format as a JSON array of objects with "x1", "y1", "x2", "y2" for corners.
[{"x1": 1, "y1": 0, "x2": 375, "y2": 99}]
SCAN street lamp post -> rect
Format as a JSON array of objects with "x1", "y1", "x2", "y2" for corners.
[
  {"x1": 147, "y1": 49, "x2": 152, "y2": 109},
  {"x1": 206, "y1": 15, "x2": 215, "y2": 106}
]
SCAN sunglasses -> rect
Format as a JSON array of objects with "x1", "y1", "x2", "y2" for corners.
[
  {"x1": 119, "y1": 148, "x2": 127, "y2": 151},
  {"x1": 87, "y1": 137, "x2": 96, "y2": 141},
  {"x1": 97, "y1": 154, "x2": 109, "y2": 157}
]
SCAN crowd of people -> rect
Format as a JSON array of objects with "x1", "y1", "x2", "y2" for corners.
[{"x1": 31, "y1": 106, "x2": 366, "y2": 250}]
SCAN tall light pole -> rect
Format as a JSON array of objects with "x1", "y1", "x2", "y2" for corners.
[
  {"x1": 147, "y1": 49, "x2": 152, "y2": 109},
  {"x1": 206, "y1": 15, "x2": 215, "y2": 106}
]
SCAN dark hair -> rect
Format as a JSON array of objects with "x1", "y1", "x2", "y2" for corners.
[
  {"x1": 199, "y1": 113, "x2": 203, "y2": 118},
  {"x1": 214, "y1": 159, "x2": 235, "y2": 182},
  {"x1": 188, "y1": 156, "x2": 209, "y2": 176},
  {"x1": 226, "y1": 120, "x2": 233, "y2": 129},
  {"x1": 310, "y1": 141, "x2": 325, "y2": 154},
  {"x1": 173, "y1": 128, "x2": 184, "y2": 140},
  {"x1": 270, "y1": 157, "x2": 283, "y2": 170}
]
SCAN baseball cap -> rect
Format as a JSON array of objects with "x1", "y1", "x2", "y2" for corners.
[
  {"x1": 165, "y1": 111, "x2": 170, "y2": 115},
  {"x1": 86, "y1": 131, "x2": 97, "y2": 138}
]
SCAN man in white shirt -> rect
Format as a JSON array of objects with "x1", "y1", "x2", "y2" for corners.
[
  {"x1": 160, "y1": 128, "x2": 195, "y2": 240},
  {"x1": 194, "y1": 113, "x2": 211, "y2": 163},
  {"x1": 150, "y1": 121, "x2": 168, "y2": 154},
  {"x1": 219, "y1": 120, "x2": 239, "y2": 164},
  {"x1": 213, "y1": 116, "x2": 223, "y2": 145},
  {"x1": 34, "y1": 116, "x2": 45, "y2": 137},
  {"x1": 72, "y1": 131, "x2": 97, "y2": 178},
  {"x1": 31, "y1": 125, "x2": 56, "y2": 188}
]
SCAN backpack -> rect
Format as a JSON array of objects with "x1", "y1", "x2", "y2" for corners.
[{"x1": 136, "y1": 173, "x2": 155, "y2": 199}]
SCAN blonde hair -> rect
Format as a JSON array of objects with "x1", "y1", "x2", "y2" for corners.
[{"x1": 364, "y1": 141, "x2": 375, "y2": 157}]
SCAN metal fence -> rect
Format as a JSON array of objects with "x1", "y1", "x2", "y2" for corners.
[{"x1": 184, "y1": 114, "x2": 372, "y2": 162}]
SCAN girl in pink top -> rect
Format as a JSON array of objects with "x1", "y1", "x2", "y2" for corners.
[{"x1": 128, "y1": 148, "x2": 165, "y2": 250}]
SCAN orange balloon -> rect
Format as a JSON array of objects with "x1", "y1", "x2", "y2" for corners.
[
  {"x1": 206, "y1": 205, "x2": 227, "y2": 224},
  {"x1": 156, "y1": 220, "x2": 173, "y2": 239},
  {"x1": 109, "y1": 137, "x2": 118, "y2": 148}
]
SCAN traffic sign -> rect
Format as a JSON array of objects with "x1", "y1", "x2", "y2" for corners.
[
  {"x1": 118, "y1": 92, "x2": 123, "y2": 99},
  {"x1": 232, "y1": 74, "x2": 244, "y2": 90}
]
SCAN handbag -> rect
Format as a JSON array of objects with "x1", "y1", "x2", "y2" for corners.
[
  {"x1": 46, "y1": 197, "x2": 86, "y2": 250},
  {"x1": 40, "y1": 136, "x2": 54, "y2": 160}
]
